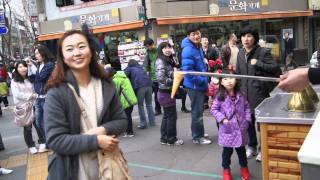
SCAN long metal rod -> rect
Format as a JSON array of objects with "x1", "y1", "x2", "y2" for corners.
[{"x1": 180, "y1": 71, "x2": 280, "y2": 82}]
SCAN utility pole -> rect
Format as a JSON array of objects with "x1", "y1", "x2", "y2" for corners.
[{"x1": 141, "y1": 0, "x2": 149, "y2": 40}]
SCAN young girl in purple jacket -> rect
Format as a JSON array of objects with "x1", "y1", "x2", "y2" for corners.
[{"x1": 210, "y1": 70, "x2": 251, "y2": 180}]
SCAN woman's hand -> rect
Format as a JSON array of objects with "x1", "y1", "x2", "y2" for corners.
[
  {"x1": 222, "y1": 119, "x2": 229, "y2": 125},
  {"x1": 97, "y1": 135, "x2": 119, "y2": 152},
  {"x1": 85, "y1": 127, "x2": 106, "y2": 135}
]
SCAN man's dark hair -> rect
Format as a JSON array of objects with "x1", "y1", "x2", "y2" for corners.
[
  {"x1": 186, "y1": 24, "x2": 200, "y2": 36},
  {"x1": 240, "y1": 25, "x2": 259, "y2": 45},
  {"x1": 144, "y1": 39, "x2": 154, "y2": 46}
]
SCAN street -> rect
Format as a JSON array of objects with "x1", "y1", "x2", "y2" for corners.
[{"x1": 0, "y1": 96, "x2": 262, "y2": 180}]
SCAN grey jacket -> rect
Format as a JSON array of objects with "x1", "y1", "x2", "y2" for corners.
[
  {"x1": 44, "y1": 71, "x2": 127, "y2": 180},
  {"x1": 155, "y1": 58, "x2": 174, "y2": 90},
  {"x1": 236, "y1": 45, "x2": 281, "y2": 110}
]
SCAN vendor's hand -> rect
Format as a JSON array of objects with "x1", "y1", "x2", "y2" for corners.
[
  {"x1": 97, "y1": 135, "x2": 119, "y2": 152},
  {"x1": 222, "y1": 119, "x2": 229, "y2": 125},
  {"x1": 250, "y1": 59, "x2": 257, "y2": 65},
  {"x1": 85, "y1": 127, "x2": 106, "y2": 135},
  {"x1": 278, "y1": 68, "x2": 309, "y2": 92}
]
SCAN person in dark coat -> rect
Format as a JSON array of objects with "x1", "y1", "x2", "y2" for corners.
[
  {"x1": 283, "y1": 32, "x2": 296, "y2": 71},
  {"x1": 125, "y1": 59, "x2": 155, "y2": 129},
  {"x1": 156, "y1": 42, "x2": 184, "y2": 146},
  {"x1": 235, "y1": 25, "x2": 281, "y2": 161},
  {"x1": 221, "y1": 33, "x2": 239, "y2": 72},
  {"x1": 44, "y1": 30, "x2": 127, "y2": 180}
]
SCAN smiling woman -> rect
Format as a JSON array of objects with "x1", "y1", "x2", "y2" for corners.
[{"x1": 44, "y1": 29, "x2": 128, "y2": 180}]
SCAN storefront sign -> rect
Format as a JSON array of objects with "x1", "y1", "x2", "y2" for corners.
[
  {"x1": 64, "y1": 9, "x2": 120, "y2": 30},
  {"x1": 60, "y1": 0, "x2": 131, "y2": 12},
  {"x1": 219, "y1": 0, "x2": 262, "y2": 13},
  {"x1": 309, "y1": 0, "x2": 320, "y2": 10},
  {"x1": 75, "y1": 9, "x2": 119, "y2": 27}
]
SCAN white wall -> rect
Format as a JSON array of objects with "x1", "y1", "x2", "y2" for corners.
[{"x1": 45, "y1": 0, "x2": 137, "y2": 20}]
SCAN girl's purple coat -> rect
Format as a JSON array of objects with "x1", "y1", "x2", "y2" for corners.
[{"x1": 210, "y1": 92, "x2": 251, "y2": 147}]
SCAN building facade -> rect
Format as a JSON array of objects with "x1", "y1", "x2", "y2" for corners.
[{"x1": 37, "y1": 0, "x2": 318, "y2": 64}]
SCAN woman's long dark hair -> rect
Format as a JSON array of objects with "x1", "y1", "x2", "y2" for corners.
[
  {"x1": 13, "y1": 61, "x2": 31, "y2": 83},
  {"x1": 34, "y1": 44, "x2": 55, "y2": 63},
  {"x1": 217, "y1": 70, "x2": 241, "y2": 101},
  {"x1": 46, "y1": 29, "x2": 110, "y2": 89},
  {"x1": 157, "y1": 42, "x2": 176, "y2": 67}
]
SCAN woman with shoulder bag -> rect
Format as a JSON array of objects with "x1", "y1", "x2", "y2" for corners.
[
  {"x1": 44, "y1": 27, "x2": 129, "y2": 180},
  {"x1": 156, "y1": 42, "x2": 184, "y2": 146},
  {"x1": 11, "y1": 61, "x2": 43, "y2": 154}
]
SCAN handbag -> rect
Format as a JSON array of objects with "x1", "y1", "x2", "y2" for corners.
[
  {"x1": 67, "y1": 83, "x2": 131, "y2": 180},
  {"x1": 175, "y1": 86, "x2": 186, "y2": 99},
  {"x1": 14, "y1": 101, "x2": 35, "y2": 127}
]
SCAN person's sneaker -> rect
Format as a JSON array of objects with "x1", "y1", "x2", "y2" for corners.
[
  {"x1": 38, "y1": 144, "x2": 49, "y2": 153},
  {"x1": 256, "y1": 151, "x2": 262, "y2": 162},
  {"x1": 29, "y1": 147, "x2": 38, "y2": 154},
  {"x1": 223, "y1": 169, "x2": 232, "y2": 180},
  {"x1": 2, "y1": 106, "x2": 8, "y2": 110},
  {"x1": 127, "y1": 133, "x2": 135, "y2": 138},
  {"x1": 137, "y1": 125, "x2": 147, "y2": 129},
  {"x1": 160, "y1": 140, "x2": 167, "y2": 145},
  {"x1": 167, "y1": 139, "x2": 184, "y2": 146},
  {"x1": 0, "y1": 167, "x2": 13, "y2": 175},
  {"x1": 193, "y1": 137, "x2": 212, "y2": 145},
  {"x1": 204, "y1": 133, "x2": 209, "y2": 138},
  {"x1": 0, "y1": 146, "x2": 4, "y2": 151},
  {"x1": 155, "y1": 111, "x2": 162, "y2": 116},
  {"x1": 122, "y1": 133, "x2": 128, "y2": 138},
  {"x1": 246, "y1": 147, "x2": 257, "y2": 159},
  {"x1": 181, "y1": 108, "x2": 191, "y2": 113}
]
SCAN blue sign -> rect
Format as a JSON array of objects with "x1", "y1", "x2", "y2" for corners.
[
  {"x1": 0, "y1": 26, "x2": 8, "y2": 35},
  {"x1": 0, "y1": 14, "x2": 4, "y2": 22}
]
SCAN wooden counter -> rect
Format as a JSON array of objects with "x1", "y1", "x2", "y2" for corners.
[
  {"x1": 260, "y1": 123, "x2": 310, "y2": 180},
  {"x1": 256, "y1": 94, "x2": 318, "y2": 180}
]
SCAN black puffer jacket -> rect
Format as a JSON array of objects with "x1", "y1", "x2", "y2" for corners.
[
  {"x1": 236, "y1": 45, "x2": 281, "y2": 110},
  {"x1": 155, "y1": 58, "x2": 174, "y2": 90}
]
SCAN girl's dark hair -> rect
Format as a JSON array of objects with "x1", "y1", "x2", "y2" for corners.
[
  {"x1": 34, "y1": 44, "x2": 55, "y2": 63},
  {"x1": 240, "y1": 25, "x2": 259, "y2": 45},
  {"x1": 12, "y1": 61, "x2": 30, "y2": 83},
  {"x1": 217, "y1": 70, "x2": 241, "y2": 101},
  {"x1": 46, "y1": 30, "x2": 110, "y2": 89},
  {"x1": 157, "y1": 42, "x2": 173, "y2": 59},
  {"x1": 127, "y1": 59, "x2": 140, "y2": 67}
]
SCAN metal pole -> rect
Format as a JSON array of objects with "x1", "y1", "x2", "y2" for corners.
[
  {"x1": 180, "y1": 71, "x2": 280, "y2": 82},
  {"x1": 141, "y1": 0, "x2": 149, "y2": 39}
]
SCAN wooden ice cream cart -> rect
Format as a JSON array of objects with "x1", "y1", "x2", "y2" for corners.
[{"x1": 256, "y1": 92, "x2": 319, "y2": 180}]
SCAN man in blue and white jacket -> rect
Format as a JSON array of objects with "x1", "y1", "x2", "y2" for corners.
[{"x1": 181, "y1": 25, "x2": 211, "y2": 145}]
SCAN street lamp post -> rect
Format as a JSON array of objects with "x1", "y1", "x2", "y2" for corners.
[{"x1": 141, "y1": 0, "x2": 149, "y2": 40}]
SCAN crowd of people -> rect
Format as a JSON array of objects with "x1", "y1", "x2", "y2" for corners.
[{"x1": 0, "y1": 23, "x2": 320, "y2": 180}]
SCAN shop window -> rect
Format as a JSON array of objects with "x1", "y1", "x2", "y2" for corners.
[{"x1": 56, "y1": 0, "x2": 74, "y2": 7}]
